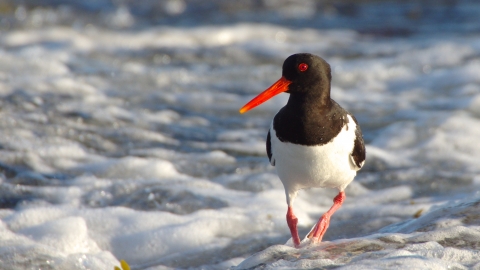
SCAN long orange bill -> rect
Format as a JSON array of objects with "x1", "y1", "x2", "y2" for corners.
[{"x1": 239, "y1": 76, "x2": 292, "y2": 114}]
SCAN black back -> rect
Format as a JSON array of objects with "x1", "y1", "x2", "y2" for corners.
[
  {"x1": 351, "y1": 119, "x2": 366, "y2": 168},
  {"x1": 266, "y1": 130, "x2": 274, "y2": 165}
]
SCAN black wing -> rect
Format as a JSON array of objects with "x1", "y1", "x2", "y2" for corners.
[
  {"x1": 266, "y1": 130, "x2": 275, "y2": 166},
  {"x1": 350, "y1": 115, "x2": 366, "y2": 169}
]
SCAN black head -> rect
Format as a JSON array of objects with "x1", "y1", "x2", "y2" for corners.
[
  {"x1": 239, "y1": 53, "x2": 332, "y2": 114},
  {"x1": 282, "y1": 53, "x2": 332, "y2": 95}
]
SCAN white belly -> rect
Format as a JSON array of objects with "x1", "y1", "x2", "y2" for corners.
[{"x1": 270, "y1": 115, "x2": 359, "y2": 197}]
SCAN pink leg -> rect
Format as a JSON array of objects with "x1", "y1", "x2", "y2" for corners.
[
  {"x1": 307, "y1": 191, "x2": 345, "y2": 243},
  {"x1": 287, "y1": 206, "x2": 301, "y2": 248}
]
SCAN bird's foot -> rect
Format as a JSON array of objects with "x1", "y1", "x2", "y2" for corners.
[
  {"x1": 287, "y1": 206, "x2": 301, "y2": 248},
  {"x1": 306, "y1": 191, "x2": 345, "y2": 244},
  {"x1": 306, "y1": 213, "x2": 331, "y2": 243}
]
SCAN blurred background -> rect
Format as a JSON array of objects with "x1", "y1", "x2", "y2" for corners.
[
  {"x1": 1, "y1": 0, "x2": 479, "y2": 34},
  {"x1": 0, "y1": 1, "x2": 480, "y2": 269}
]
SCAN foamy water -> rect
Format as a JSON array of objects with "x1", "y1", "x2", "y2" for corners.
[{"x1": 0, "y1": 1, "x2": 480, "y2": 269}]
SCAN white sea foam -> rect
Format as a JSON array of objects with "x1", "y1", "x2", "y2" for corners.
[{"x1": 0, "y1": 2, "x2": 479, "y2": 269}]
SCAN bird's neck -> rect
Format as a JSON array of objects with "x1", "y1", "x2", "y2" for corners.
[{"x1": 286, "y1": 86, "x2": 332, "y2": 114}]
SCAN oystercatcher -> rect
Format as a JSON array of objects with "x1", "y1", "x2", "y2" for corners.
[{"x1": 240, "y1": 53, "x2": 365, "y2": 247}]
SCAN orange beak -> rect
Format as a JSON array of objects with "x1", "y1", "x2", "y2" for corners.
[{"x1": 239, "y1": 76, "x2": 292, "y2": 114}]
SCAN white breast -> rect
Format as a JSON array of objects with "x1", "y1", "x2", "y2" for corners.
[{"x1": 270, "y1": 115, "x2": 359, "y2": 204}]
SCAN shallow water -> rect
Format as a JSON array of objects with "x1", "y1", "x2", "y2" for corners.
[{"x1": 0, "y1": 1, "x2": 480, "y2": 269}]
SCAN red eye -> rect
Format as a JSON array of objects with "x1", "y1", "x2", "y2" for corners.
[{"x1": 298, "y1": 63, "x2": 308, "y2": 72}]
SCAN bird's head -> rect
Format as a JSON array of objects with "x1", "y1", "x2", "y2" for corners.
[{"x1": 240, "y1": 53, "x2": 331, "y2": 114}]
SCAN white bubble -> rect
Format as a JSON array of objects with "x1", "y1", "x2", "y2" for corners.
[
  {"x1": 15, "y1": 5, "x2": 27, "y2": 21},
  {"x1": 423, "y1": 64, "x2": 432, "y2": 73},
  {"x1": 164, "y1": 0, "x2": 186, "y2": 15},
  {"x1": 275, "y1": 31, "x2": 287, "y2": 43}
]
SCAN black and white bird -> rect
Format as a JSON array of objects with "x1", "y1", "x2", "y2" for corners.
[{"x1": 240, "y1": 53, "x2": 366, "y2": 247}]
